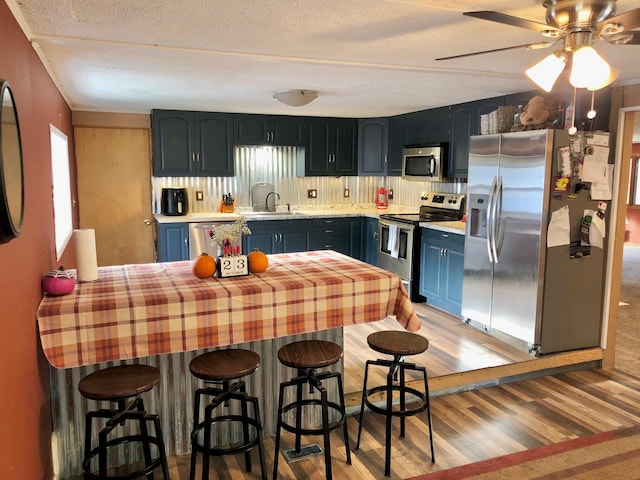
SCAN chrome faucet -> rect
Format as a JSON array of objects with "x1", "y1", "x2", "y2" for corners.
[{"x1": 265, "y1": 191, "x2": 280, "y2": 212}]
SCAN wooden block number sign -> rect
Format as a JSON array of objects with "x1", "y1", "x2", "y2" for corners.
[{"x1": 216, "y1": 255, "x2": 249, "y2": 278}]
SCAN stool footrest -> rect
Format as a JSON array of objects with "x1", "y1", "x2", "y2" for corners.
[
  {"x1": 191, "y1": 414, "x2": 263, "y2": 456},
  {"x1": 364, "y1": 385, "x2": 428, "y2": 418},
  {"x1": 279, "y1": 398, "x2": 346, "y2": 436}
]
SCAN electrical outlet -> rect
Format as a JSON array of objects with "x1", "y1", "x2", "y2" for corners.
[
  {"x1": 307, "y1": 189, "x2": 317, "y2": 198},
  {"x1": 343, "y1": 188, "x2": 350, "y2": 198},
  {"x1": 388, "y1": 189, "x2": 394, "y2": 200},
  {"x1": 196, "y1": 191, "x2": 204, "y2": 201}
]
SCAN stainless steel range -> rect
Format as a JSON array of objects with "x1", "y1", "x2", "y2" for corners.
[{"x1": 378, "y1": 192, "x2": 465, "y2": 302}]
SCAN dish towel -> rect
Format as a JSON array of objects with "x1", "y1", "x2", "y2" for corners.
[{"x1": 389, "y1": 224, "x2": 400, "y2": 259}]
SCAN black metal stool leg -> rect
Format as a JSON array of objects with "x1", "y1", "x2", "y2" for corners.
[
  {"x1": 189, "y1": 389, "x2": 202, "y2": 480},
  {"x1": 135, "y1": 399, "x2": 155, "y2": 480},
  {"x1": 272, "y1": 380, "x2": 286, "y2": 480},
  {"x1": 336, "y1": 372, "x2": 351, "y2": 464},
  {"x1": 356, "y1": 360, "x2": 372, "y2": 449},
  {"x1": 422, "y1": 368, "x2": 435, "y2": 463},
  {"x1": 294, "y1": 370, "x2": 305, "y2": 453},
  {"x1": 400, "y1": 362, "x2": 406, "y2": 439},
  {"x1": 250, "y1": 396, "x2": 267, "y2": 480},
  {"x1": 239, "y1": 383, "x2": 252, "y2": 473},
  {"x1": 384, "y1": 365, "x2": 394, "y2": 477},
  {"x1": 152, "y1": 415, "x2": 170, "y2": 480},
  {"x1": 319, "y1": 383, "x2": 332, "y2": 480}
]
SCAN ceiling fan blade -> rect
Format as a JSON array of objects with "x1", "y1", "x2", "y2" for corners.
[
  {"x1": 435, "y1": 41, "x2": 554, "y2": 61},
  {"x1": 463, "y1": 11, "x2": 559, "y2": 34},
  {"x1": 601, "y1": 7, "x2": 640, "y2": 32}
]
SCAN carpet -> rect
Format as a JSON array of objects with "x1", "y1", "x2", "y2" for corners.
[{"x1": 406, "y1": 427, "x2": 640, "y2": 480}]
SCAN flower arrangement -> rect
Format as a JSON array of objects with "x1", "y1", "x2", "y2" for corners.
[{"x1": 207, "y1": 219, "x2": 251, "y2": 250}]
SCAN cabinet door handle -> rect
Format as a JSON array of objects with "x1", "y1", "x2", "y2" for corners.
[
  {"x1": 144, "y1": 219, "x2": 151, "y2": 225},
  {"x1": 279, "y1": 233, "x2": 283, "y2": 242},
  {"x1": 325, "y1": 229, "x2": 334, "y2": 233},
  {"x1": 274, "y1": 233, "x2": 278, "y2": 242},
  {"x1": 443, "y1": 248, "x2": 448, "y2": 257},
  {"x1": 196, "y1": 153, "x2": 200, "y2": 163},
  {"x1": 192, "y1": 152, "x2": 196, "y2": 163}
]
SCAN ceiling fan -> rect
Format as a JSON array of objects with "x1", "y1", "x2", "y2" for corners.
[{"x1": 437, "y1": 0, "x2": 640, "y2": 61}]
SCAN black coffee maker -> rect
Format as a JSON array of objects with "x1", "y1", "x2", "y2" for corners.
[{"x1": 161, "y1": 188, "x2": 188, "y2": 216}]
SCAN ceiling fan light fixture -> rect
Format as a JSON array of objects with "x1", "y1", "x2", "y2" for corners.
[
  {"x1": 569, "y1": 46, "x2": 611, "y2": 90},
  {"x1": 273, "y1": 89, "x2": 318, "y2": 107},
  {"x1": 525, "y1": 52, "x2": 567, "y2": 92}
]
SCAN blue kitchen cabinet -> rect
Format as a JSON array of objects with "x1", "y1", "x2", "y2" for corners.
[
  {"x1": 311, "y1": 217, "x2": 348, "y2": 255},
  {"x1": 152, "y1": 110, "x2": 234, "y2": 177},
  {"x1": 348, "y1": 217, "x2": 363, "y2": 260},
  {"x1": 362, "y1": 217, "x2": 379, "y2": 266},
  {"x1": 156, "y1": 222, "x2": 189, "y2": 262},
  {"x1": 244, "y1": 220, "x2": 312, "y2": 254},
  {"x1": 419, "y1": 228, "x2": 465, "y2": 315},
  {"x1": 234, "y1": 114, "x2": 307, "y2": 146},
  {"x1": 306, "y1": 117, "x2": 358, "y2": 176},
  {"x1": 449, "y1": 97, "x2": 504, "y2": 179},
  {"x1": 357, "y1": 118, "x2": 389, "y2": 176}
]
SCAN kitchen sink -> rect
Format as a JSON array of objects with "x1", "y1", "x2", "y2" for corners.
[{"x1": 242, "y1": 211, "x2": 305, "y2": 218}]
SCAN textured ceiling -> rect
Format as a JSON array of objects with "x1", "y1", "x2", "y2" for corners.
[{"x1": 6, "y1": 0, "x2": 640, "y2": 118}]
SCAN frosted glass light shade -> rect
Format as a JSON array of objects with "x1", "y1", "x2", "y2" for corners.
[
  {"x1": 525, "y1": 52, "x2": 567, "y2": 92},
  {"x1": 273, "y1": 90, "x2": 318, "y2": 106},
  {"x1": 570, "y1": 46, "x2": 612, "y2": 90}
]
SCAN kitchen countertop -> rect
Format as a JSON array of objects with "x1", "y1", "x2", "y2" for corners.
[
  {"x1": 154, "y1": 204, "x2": 419, "y2": 223},
  {"x1": 154, "y1": 205, "x2": 467, "y2": 234}
]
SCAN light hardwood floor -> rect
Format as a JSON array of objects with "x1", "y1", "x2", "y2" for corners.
[
  {"x1": 166, "y1": 368, "x2": 640, "y2": 479},
  {"x1": 157, "y1": 304, "x2": 625, "y2": 480}
]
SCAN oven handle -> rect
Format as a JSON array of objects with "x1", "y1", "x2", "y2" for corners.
[{"x1": 379, "y1": 219, "x2": 415, "y2": 233}]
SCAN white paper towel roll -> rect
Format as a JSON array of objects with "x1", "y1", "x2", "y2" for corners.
[{"x1": 74, "y1": 228, "x2": 98, "y2": 281}]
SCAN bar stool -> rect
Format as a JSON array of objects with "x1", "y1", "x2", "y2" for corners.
[
  {"x1": 78, "y1": 364, "x2": 169, "y2": 480},
  {"x1": 273, "y1": 339, "x2": 351, "y2": 480},
  {"x1": 356, "y1": 331, "x2": 435, "y2": 477},
  {"x1": 188, "y1": 348, "x2": 266, "y2": 480}
]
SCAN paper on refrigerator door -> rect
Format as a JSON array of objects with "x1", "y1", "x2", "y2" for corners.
[{"x1": 547, "y1": 205, "x2": 570, "y2": 248}]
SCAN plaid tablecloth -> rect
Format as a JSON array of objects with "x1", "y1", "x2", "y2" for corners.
[{"x1": 37, "y1": 250, "x2": 420, "y2": 369}]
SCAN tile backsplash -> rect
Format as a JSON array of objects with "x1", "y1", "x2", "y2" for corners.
[{"x1": 152, "y1": 146, "x2": 466, "y2": 213}]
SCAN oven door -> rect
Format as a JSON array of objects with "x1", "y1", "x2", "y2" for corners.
[{"x1": 377, "y1": 219, "x2": 414, "y2": 285}]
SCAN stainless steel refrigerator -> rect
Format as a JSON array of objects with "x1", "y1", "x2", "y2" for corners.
[{"x1": 462, "y1": 129, "x2": 606, "y2": 355}]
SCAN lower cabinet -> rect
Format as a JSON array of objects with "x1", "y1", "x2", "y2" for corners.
[
  {"x1": 156, "y1": 222, "x2": 189, "y2": 262},
  {"x1": 244, "y1": 220, "x2": 312, "y2": 254},
  {"x1": 362, "y1": 217, "x2": 378, "y2": 266},
  {"x1": 419, "y1": 229, "x2": 465, "y2": 315},
  {"x1": 311, "y1": 218, "x2": 348, "y2": 255}
]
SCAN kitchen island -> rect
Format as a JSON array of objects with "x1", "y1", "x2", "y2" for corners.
[{"x1": 37, "y1": 250, "x2": 418, "y2": 478}]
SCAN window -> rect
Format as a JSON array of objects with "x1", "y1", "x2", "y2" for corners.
[{"x1": 50, "y1": 125, "x2": 73, "y2": 260}]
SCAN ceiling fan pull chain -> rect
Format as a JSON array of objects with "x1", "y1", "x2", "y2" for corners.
[
  {"x1": 568, "y1": 87, "x2": 578, "y2": 135},
  {"x1": 587, "y1": 90, "x2": 597, "y2": 120}
]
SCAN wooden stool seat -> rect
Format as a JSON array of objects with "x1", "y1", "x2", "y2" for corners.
[
  {"x1": 78, "y1": 364, "x2": 159, "y2": 401},
  {"x1": 277, "y1": 339, "x2": 343, "y2": 369},
  {"x1": 190, "y1": 349, "x2": 260, "y2": 381},
  {"x1": 367, "y1": 331, "x2": 429, "y2": 357}
]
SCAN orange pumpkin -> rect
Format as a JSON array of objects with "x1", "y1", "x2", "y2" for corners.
[
  {"x1": 248, "y1": 249, "x2": 268, "y2": 273},
  {"x1": 192, "y1": 253, "x2": 217, "y2": 278}
]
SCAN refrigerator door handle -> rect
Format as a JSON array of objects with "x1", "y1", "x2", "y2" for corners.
[
  {"x1": 487, "y1": 176, "x2": 498, "y2": 263},
  {"x1": 490, "y1": 175, "x2": 502, "y2": 262}
]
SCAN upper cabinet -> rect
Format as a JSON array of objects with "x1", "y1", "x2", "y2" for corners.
[
  {"x1": 152, "y1": 110, "x2": 234, "y2": 177},
  {"x1": 449, "y1": 97, "x2": 504, "y2": 179},
  {"x1": 234, "y1": 114, "x2": 307, "y2": 146},
  {"x1": 306, "y1": 117, "x2": 358, "y2": 176},
  {"x1": 358, "y1": 118, "x2": 389, "y2": 176},
  {"x1": 404, "y1": 106, "x2": 450, "y2": 146},
  {"x1": 387, "y1": 117, "x2": 408, "y2": 177}
]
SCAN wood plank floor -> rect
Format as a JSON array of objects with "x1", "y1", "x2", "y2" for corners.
[
  {"x1": 165, "y1": 368, "x2": 640, "y2": 479},
  {"x1": 154, "y1": 303, "x2": 629, "y2": 480}
]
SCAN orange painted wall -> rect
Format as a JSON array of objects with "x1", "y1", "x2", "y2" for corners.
[{"x1": 0, "y1": 3, "x2": 77, "y2": 479}]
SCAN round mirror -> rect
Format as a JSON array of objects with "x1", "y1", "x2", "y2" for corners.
[{"x1": 0, "y1": 80, "x2": 24, "y2": 243}]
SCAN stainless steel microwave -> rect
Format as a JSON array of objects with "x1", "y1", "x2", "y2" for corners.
[{"x1": 402, "y1": 143, "x2": 448, "y2": 182}]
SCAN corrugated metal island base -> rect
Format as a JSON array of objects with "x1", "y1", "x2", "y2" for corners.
[{"x1": 37, "y1": 250, "x2": 419, "y2": 478}]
